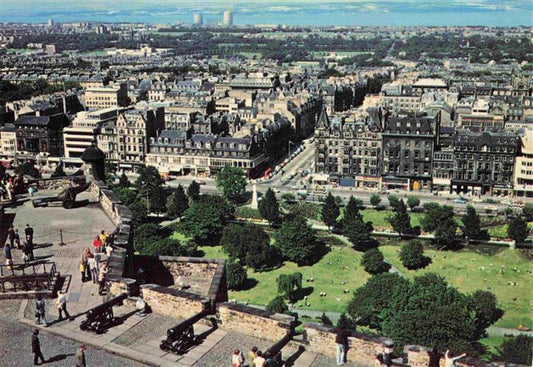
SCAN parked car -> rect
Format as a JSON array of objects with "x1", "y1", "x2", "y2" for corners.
[{"x1": 453, "y1": 197, "x2": 468, "y2": 204}]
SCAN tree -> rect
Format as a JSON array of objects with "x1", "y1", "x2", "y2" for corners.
[
  {"x1": 273, "y1": 214, "x2": 323, "y2": 266},
  {"x1": 344, "y1": 216, "x2": 375, "y2": 251},
  {"x1": 378, "y1": 273, "x2": 502, "y2": 356},
  {"x1": 321, "y1": 192, "x2": 340, "y2": 229},
  {"x1": 461, "y1": 206, "x2": 483, "y2": 240},
  {"x1": 51, "y1": 163, "x2": 66, "y2": 178},
  {"x1": 258, "y1": 188, "x2": 280, "y2": 225},
  {"x1": 129, "y1": 201, "x2": 148, "y2": 229},
  {"x1": 348, "y1": 273, "x2": 409, "y2": 330},
  {"x1": 399, "y1": 241, "x2": 431, "y2": 270},
  {"x1": 507, "y1": 216, "x2": 529, "y2": 243},
  {"x1": 166, "y1": 185, "x2": 189, "y2": 218},
  {"x1": 180, "y1": 195, "x2": 233, "y2": 244},
  {"x1": 276, "y1": 272, "x2": 303, "y2": 303},
  {"x1": 498, "y1": 335, "x2": 533, "y2": 364},
  {"x1": 471, "y1": 290, "x2": 504, "y2": 339},
  {"x1": 523, "y1": 204, "x2": 533, "y2": 222},
  {"x1": 14, "y1": 161, "x2": 41, "y2": 178},
  {"x1": 187, "y1": 181, "x2": 200, "y2": 201},
  {"x1": 135, "y1": 166, "x2": 163, "y2": 197},
  {"x1": 118, "y1": 172, "x2": 131, "y2": 187},
  {"x1": 142, "y1": 237, "x2": 197, "y2": 257},
  {"x1": 226, "y1": 261, "x2": 248, "y2": 290},
  {"x1": 421, "y1": 203, "x2": 458, "y2": 248},
  {"x1": 406, "y1": 196, "x2": 420, "y2": 211},
  {"x1": 343, "y1": 196, "x2": 362, "y2": 224},
  {"x1": 370, "y1": 194, "x2": 382, "y2": 209},
  {"x1": 361, "y1": 248, "x2": 390, "y2": 275},
  {"x1": 266, "y1": 296, "x2": 289, "y2": 314},
  {"x1": 388, "y1": 199, "x2": 413, "y2": 238},
  {"x1": 113, "y1": 187, "x2": 139, "y2": 206},
  {"x1": 220, "y1": 223, "x2": 280, "y2": 271},
  {"x1": 388, "y1": 195, "x2": 402, "y2": 211},
  {"x1": 434, "y1": 216, "x2": 459, "y2": 249},
  {"x1": 149, "y1": 185, "x2": 168, "y2": 215},
  {"x1": 215, "y1": 166, "x2": 247, "y2": 203},
  {"x1": 134, "y1": 223, "x2": 169, "y2": 252},
  {"x1": 320, "y1": 312, "x2": 333, "y2": 326}
]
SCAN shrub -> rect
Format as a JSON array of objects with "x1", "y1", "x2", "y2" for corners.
[
  {"x1": 498, "y1": 335, "x2": 533, "y2": 364},
  {"x1": 399, "y1": 241, "x2": 431, "y2": 270},
  {"x1": 226, "y1": 261, "x2": 248, "y2": 290},
  {"x1": 361, "y1": 248, "x2": 390, "y2": 275},
  {"x1": 266, "y1": 295, "x2": 289, "y2": 314}
]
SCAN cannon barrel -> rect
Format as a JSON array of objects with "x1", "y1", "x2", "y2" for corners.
[
  {"x1": 167, "y1": 307, "x2": 210, "y2": 338},
  {"x1": 86, "y1": 293, "x2": 127, "y2": 319},
  {"x1": 265, "y1": 330, "x2": 294, "y2": 358}
]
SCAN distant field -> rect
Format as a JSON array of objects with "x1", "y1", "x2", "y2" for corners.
[{"x1": 310, "y1": 51, "x2": 373, "y2": 57}]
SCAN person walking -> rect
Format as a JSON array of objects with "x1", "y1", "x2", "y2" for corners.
[
  {"x1": 80, "y1": 248, "x2": 91, "y2": 282},
  {"x1": 25, "y1": 224, "x2": 34, "y2": 246},
  {"x1": 3, "y1": 243, "x2": 13, "y2": 270},
  {"x1": 14, "y1": 228, "x2": 21, "y2": 249},
  {"x1": 335, "y1": 327, "x2": 349, "y2": 366},
  {"x1": 56, "y1": 291, "x2": 72, "y2": 321},
  {"x1": 445, "y1": 350, "x2": 466, "y2": 367},
  {"x1": 31, "y1": 329, "x2": 46, "y2": 365},
  {"x1": 232, "y1": 349, "x2": 244, "y2": 367},
  {"x1": 253, "y1": 351, "x2": 266, "y2": 367},
  {"x1": 23, "y1": 241, "x2": 34, "y2": 262},
  {"x1": 247, "y1": 346, "x2": 257, "y2": 366},
  {"x1": 35, "y1": 295, "x2": 47, "y2": 326},
  {"x1": 88, "y1": 255, "x2": 98, "y2": 285},
  {"x1": 92, "y1": 235, "x2": 102, "y2": 253},
  {"x1": 7, "y1": 224, "x2": 15, "y2": 247},
  {"x1": 75, "y1": 345, "x2": 86, "y2": 367},
  {"x1": 98, "y1": 262, "x2": 108, "y2": 295}
]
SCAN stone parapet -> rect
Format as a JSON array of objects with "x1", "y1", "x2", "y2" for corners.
[
  {"x1": 140, "y1": 283, "x2": 207, "y2": 319},
  {"x1": 27, "y1": 175, "x2": 85, "y2": 191},
  {"x1": 218, "y1": 303, "x2": 296, "y2": 343},
  {"x1": 303, "y1": 323, "x2": 389, "y2": 364}
]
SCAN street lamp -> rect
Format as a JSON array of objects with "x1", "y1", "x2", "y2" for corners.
[{"x1": 288, "y1": 140, "x2": 296, "y2": 155}]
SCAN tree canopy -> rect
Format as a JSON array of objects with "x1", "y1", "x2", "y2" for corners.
[
  {"x1": 321, "y1": 192, "x2": 340, "y2": 229},
  {"x1": 258, "y1": 188, "x2": 280, "y2": 225},
  {"x1": 361, "y1": 248, "x2": 390, "y2": 275},
  {"x1": 166, "y1": 185, "x2": 189, "y2": 218},
  {"x1": 215, "y1": 166, "x2": 247, "y2": 203},
  {"x1": 507, "y1": 216, "x2": 529, "y2": 243},
  {"x1": 399, "y1": 241, "x2": 431, "y2": 270}
]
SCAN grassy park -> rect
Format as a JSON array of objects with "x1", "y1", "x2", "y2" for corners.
[{"x1": 197, "y1": 241, "x2": 532, "y2": 329}]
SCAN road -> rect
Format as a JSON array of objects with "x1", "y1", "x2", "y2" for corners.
[{"x1": 0, "y1": 300, "x2": 148, "y2": 367}]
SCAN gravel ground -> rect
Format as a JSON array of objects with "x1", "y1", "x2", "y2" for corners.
[
  {"x1": 193, "y1": 332, "x2": 270, "y2": 367},
  {"x1": 0, "y1": 302, "x2": 149, "y2": 367},
  {"x1": 311, "y1": 354, "x2": 373, "y2": 367},
  {"x1": 112, "y1": 313, "x2": 180, "y2": 347}
]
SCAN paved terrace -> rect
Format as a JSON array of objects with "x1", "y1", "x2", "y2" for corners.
[{"x1": 0, "y1": 191, "x2": 367, "y2": 367}]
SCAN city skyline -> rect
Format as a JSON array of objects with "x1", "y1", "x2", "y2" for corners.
[{"x1": 0, "y1": 0, "x2": 532, "y2": 26}]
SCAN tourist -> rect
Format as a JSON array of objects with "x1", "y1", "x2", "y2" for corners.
[
  {"x1": 56, "y1": 291, "x2": 72, "y2": 321},
  {"x1": 375, "y1": 354, "x2": 385, "y2": 367},
  {"x1": 88, "y1": 255, "x2": 98, "y2": 285},
  {"x1": 335, "y1": 327, "x2": 349, "y2": 366},
  {"x1": 253, "y1": 351, "x2": 266, "y2": 367},
  {"x1": 105, "y1": 231, "x2": 114, "y2": 247},
  {"x1": 3, "y1": 243, "x2": 13, "y2": 270},
  {"x1": 28, "y1": 186, "x2": 36, "y2": 197},
  {"x1": 35, "y1": 295, "x2": 47, "y2": 326},
  {"x1": 98, "y1": 262, "x2": 108, "y2": 295},
  {"x1": 23, "y1": 240, "x2": 34, "y2": 262},
  {"x1": 80, "y1": 248, "x2": 91, "y2": 282},
  {"x1": 14, "y1": 228, "x2": 21, "y2": 249},
  {"x1": 98, "y1": 230, "x2": 107, "y2": 251},
  {"x1": 247, "y1": 346, "x2": 258, "y2": 366},
  {"x1": 445, "y1": 350, "x2": 466, "y2": 367},
  {"x1": 428, "y1": 347, "x2": 442, "y2": 367},
  {"x1": 25, "y1": 224, "x2": 34, "y2": 246},
  {"x1": 92, "y1": 235, "x2": 102, "y2": 253},
  {"x1": 75, "y1": 345, "x2": 86, "y2": 367},
  {"x1": 31, "y1": 329, "x2": 46, "y2": 365},
  {"x1": 7, "y1": 224, "x2": 15, "y2": 247},
  {"x1": 232, "y1": 349, "x2": 244, "y2": 367}
]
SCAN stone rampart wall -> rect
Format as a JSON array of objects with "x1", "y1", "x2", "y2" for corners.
[{"x1": 140, "y1": 284, "x2": 205, "y2": 319}]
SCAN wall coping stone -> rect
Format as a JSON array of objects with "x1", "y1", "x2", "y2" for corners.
[
  {"x1": 220, "y1": 302, "x2": 296, "y2": 326},
  {"x1": 304, "y1": 323, "x2": 392, "y2": 344},
  {"x1": 140, "y1": 283, "x2": 210, "y2": 302}
]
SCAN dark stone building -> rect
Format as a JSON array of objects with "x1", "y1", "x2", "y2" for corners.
[
  {"x1": 450, "y1": 130, "x2": 519, "y2": 195},
  {"x1": 15, "y1": 113, "x2": 69, "y2": 157},
  {"x1": 381, "y1": 112, "x2": 439, "y2": 190}
]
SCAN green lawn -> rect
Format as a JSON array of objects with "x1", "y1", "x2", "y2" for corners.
[
  {"x1": 487, "y1": 222, "x2": 533, "y2": 239},
  {"x1": 380, "y1": 246, "x2": 533, "y2": 329},
  {"x1": 199, "y1": 245, "x2": 370, "y2": 313},
  {"x1": 360, "y1": 209, "x2": 425, "y2": 229}
]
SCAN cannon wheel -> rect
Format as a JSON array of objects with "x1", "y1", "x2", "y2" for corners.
[{"x1": 62, "y1": 199, "x2": 74, "y2": 209}]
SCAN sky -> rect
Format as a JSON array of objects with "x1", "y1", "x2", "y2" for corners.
[{"x1": 0, "y1": 0, "x2": 531, "y2": 26}]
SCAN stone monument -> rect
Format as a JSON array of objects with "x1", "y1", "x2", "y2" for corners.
[{"x1": 251, "y1": 183, "x2": 258, "y2": 209}]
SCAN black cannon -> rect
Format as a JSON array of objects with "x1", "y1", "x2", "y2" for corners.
[
  {"x1": 160, "y1": 300, "x2": 213, "y2": 354},
  {"x1": 33, "y1": 182, "x2": 90, "y2": 209},
  {"x1": 80, "y1": 293, "x2": 128, "y2": 334},
  {"x1": 263, "y1": 329, "x2": 295, "y2": 366}
]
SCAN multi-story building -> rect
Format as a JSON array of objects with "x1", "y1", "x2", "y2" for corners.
[
  {"x1": 457, "y1": 98, "x2": 505, "y2": 131},
  {"x1": 63, "y1": 107, "x2": 122, "y2": 160},
  {"x1": 315, "y1": 108, "x2": 382, "y2": 188},
  {"x1": 451, "y1": 129, "x2": 519, "y2": 195},
  {"x1": 164, "y1": 108, "x2": 197, "y2": 131},
  {"x1": 513, "y1": 129, "x2": 533, "y2": 198},
  {"x1": 0, "y1": 123, "x2": 18, "y2": 162},
  {"x1": 97, "y1": 106, "x2": 164, "y2": 170},
  {"x1": 85, "y1": 84, "x2": 128, "y2": 110},
  {"x1": 15, "y1": 113, "x2": 69, "y2": 157},
  {"x1": 381, "y1": 112, "x2": 438, "y2": 190}
]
